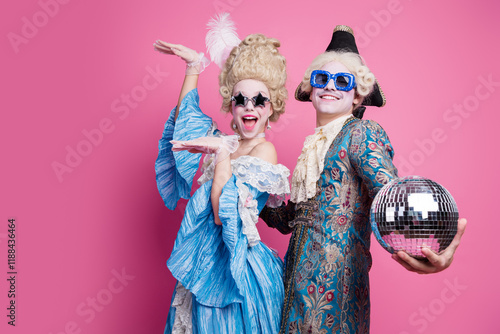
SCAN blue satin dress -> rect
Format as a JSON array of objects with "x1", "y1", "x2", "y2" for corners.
[{"x1": 155, "y1": 89, "x2": 290, "y2": 334}]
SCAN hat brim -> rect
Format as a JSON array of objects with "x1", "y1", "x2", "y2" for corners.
[{"x1": 294, "y1": 25, "x2": 386, "y2": 108}]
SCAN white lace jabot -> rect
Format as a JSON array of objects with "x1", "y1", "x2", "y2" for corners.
[{"x1": 291, "y1": 114, "x2": 352, "y2": 203}]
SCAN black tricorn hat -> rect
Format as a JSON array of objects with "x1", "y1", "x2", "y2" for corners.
[{"x1": 295, "y1": 25, "x2": 386, "y2": 111}]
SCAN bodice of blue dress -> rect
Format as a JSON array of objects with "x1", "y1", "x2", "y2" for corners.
[{"x1": 200, "y1": 154, "x2": 290, "y2": 246}]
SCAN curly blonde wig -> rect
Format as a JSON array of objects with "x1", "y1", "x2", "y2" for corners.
[
  {"x1": 219, "y1": 34, "x2": 287, "y2": 122},
  {"x1": 301, "y1": 51, "x2": 376, "y2": 110}
]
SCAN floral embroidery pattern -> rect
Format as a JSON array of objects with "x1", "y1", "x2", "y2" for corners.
[{"x1": 273, "y1": 119, "x2": 398, "y2": 334}]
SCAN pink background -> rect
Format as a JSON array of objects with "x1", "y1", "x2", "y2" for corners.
[{"x1": 1, "y1": 0, "x2": 499, "y2": 333}]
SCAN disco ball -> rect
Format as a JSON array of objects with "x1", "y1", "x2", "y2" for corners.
[{"x1": 370, "y1": 176, "x2": 459, "y2": 259}]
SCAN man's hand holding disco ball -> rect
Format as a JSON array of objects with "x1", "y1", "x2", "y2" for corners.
[
  {"x1": 370, "y1": 176, "x2": 467, "y2": 275},
  {"x1": 392, "y1": 218, "x2": 466, "y2": 274}
]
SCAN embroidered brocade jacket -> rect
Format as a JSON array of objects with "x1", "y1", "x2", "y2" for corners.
[{"x1": 261, "y1": 118, "x2": 398, "y2": 334}]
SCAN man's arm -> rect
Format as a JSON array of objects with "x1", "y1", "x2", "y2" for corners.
[{"x1": 259, "y1": 201, "x2": 296, "y2": 235}]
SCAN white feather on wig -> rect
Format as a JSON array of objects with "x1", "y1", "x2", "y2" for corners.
[{"x1": 205, "y1": 13, "x2": 241, "y2": 68}]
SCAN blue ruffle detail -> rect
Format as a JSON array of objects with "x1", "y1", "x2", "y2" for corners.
[
  {"x1": 161, "y1": 132, "x2": 286, "y2": 332},
  {"x1": 219, "y1": 176, "x2": 284, "y2": 333},
  {"x1": 167, "y1": 179, "x2": 244, "y2": 308},
  {"x1": 219, "y1": 175, "x2": 249, "y2": 300},
  {"x1": 155, "y1": 89, "x2": 213, "y2": 210}
]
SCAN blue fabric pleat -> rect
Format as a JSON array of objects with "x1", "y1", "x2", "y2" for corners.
[
  {"x1": 166, "y1": 175, "x2": 284, "y2": 333},
  {"x1": 219, "y1": 175, "x2": 248, "y2": 301},
  {"x1": 167, "y1": 179, "x2": 244, "y2": 308},
  {"x1": 155, "y1": 89, "x2": 212, "y2": 210}
]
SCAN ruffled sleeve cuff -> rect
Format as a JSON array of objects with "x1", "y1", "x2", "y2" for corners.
[{"x1": 155, "y1": 89, "x2": 214, "y2": 210}]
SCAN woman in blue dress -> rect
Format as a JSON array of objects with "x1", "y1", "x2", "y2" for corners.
[{"x1": 153, "y1": 31, "x2": 290, "y2": 333}]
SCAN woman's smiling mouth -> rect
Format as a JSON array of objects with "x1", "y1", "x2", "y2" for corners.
[{"x1": 242, "y1": 115, "x2": 258, "y2": 129}]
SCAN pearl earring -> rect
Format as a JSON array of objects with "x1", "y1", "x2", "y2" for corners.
[
  {"x1": 266, "y1": 118, "x2": 271, "y2": 130},
  {"x1": 232, "y1": 123, "x2": 237, "y2": 130}
]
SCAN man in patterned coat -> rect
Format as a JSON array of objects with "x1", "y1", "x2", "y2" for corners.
[{"x1": 260, "y1": 25, "x2": 467, "y2": 334}]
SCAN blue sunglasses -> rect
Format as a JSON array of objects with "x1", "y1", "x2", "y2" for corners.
[{"x1": 310, "y1": 70, "x2": 357, "y2": 91}]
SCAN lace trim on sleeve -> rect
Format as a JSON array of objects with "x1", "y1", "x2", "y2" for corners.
[
  {"x1": 220, "y1": 134, "x2": 239, "y2": 153},
  {"x1": 171, "y1": 282, "x2": 193, "y2": 334},
  {"x1": 215, "y1": 134, "x2": 239, "y2": 165},
  {"x1": 232, "y1": 156, "x2": 290, "y2": 246},
  {"x1": 197, "y1": 122, "x2": 225, "y2": 185},
  {"x1": 265, "y1": 193, "x2": 287, "y2": 208},
  {"x1": 231, "y1": 156, "x2": 290, "y2": 206},
  {"x1": 198, "y1": 155, "x2": 215, "y2": 186},
  {"x1": 198, "y1": 133, "x2": 240, "y2": 186},
  {"x1": 206, "y1": 121, "x2": 222, "y2": 138},
  {"x1": 235, "y1": 179, "x2": 261, "y2": 247}
]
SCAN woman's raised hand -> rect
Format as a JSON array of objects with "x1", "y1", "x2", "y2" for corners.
[
  {"x1": 170, "y1": 137, "x2": 222, "y2": 154},
  {"x1": 154, "y1": 41, "x2": 199, "y2": 63},
  {"x1": 154, "y1": 41, "x2": 210, "y2": 75}
]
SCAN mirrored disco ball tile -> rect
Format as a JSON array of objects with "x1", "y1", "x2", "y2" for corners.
[{"x1": 370, "y1": 176, "x2": 458, "y2": 259}]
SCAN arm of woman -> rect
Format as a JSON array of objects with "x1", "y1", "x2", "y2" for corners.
[
  {"x1": 175, "y1": 74, "x2": 199, "y2": 120},
  {"x1": 210, "y1": 136, "x2": 240, "y2": 224},
  {"x1": 153, "y1": 41, "x2": 214, "y2": 210},
  {"x1": 212, "y1": 141, "x2": 278, "y2": 225},
  {"x1": 211, "y1": 155, "x2": 232, "y2": 225},
  {"x1": 171, "y1": 135, "x2": 239, "y2": 225},
  {"x1": 153, "y1": 41, "x2": 208, "y2": 120}
]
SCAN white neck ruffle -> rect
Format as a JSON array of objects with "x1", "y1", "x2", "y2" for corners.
[{"x1": 291, "y1": 114, "x2": 352, "y2": 203}]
